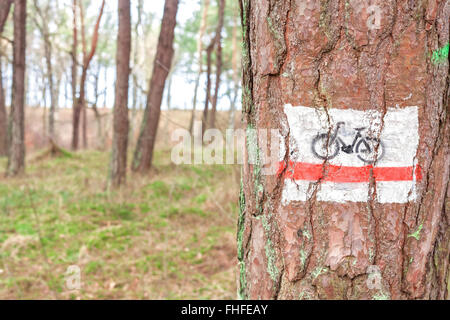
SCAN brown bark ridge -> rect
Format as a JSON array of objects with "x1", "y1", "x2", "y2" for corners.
[
  {"x1": 7, "y1": 0, "x2": 26, "y2": 176},
  {"x1": 0, "y1": 0, "x2": 13, "y2": 157},
  {"x1": 238, "y1": 0, "x2": 449, "y2": 300},
  {"x1": 110, "y1": 0, "x2": 131, "y2": 187},
  {"x1": 132, "y1": 0, "x2": 179, "y2": 173},
  {"x1": 208, "y1": 0, "x2": 226, "y2": 130}
]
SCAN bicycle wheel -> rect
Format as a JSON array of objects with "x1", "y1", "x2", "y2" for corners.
[
  {"x1": 356, "y1": 138, "x2": 384, "y2": 164},
  {"x1": 311, "y1": 134, "x2": 340, "y2": 160}
]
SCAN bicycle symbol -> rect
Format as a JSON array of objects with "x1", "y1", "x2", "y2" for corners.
[{"x1": 311, "y1": 122, "x2": 385, "y2": 164}]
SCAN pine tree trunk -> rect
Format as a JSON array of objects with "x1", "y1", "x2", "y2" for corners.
[
  {"x1": 189, "y1": 0, "x2": 210, "y2": 135},
  {"x1": 0, "y1": 0, "x2": 13, "y2": 157},
  {"x1": 110, "y1": 0, "x2": 131, "y2": 187},
  {"x1": 239, "y1": 0, "x2": 449, "y2": 300},
  {"x1": 132, "y1": 0, "x2": 179, "y2": 173},
  {"x1": 7, "y1": 0, "x2": 26, "y2": 176}
]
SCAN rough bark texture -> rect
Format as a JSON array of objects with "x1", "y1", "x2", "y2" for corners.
[
  {"x1": 7, "y1": 0, "x2": 26, "y2": 176},
  {"x1": 110, "y1": 0, "x2": 131, "y2": 187},
  {"x1": 132, "y1": 0, "x2": 178, "y2": 173},
  {"x1": 239, "y1": 0, "x2": 449, "y2": 300},
  {"x1": 0, "y1": 0, "x2": 13, "y2": 157}
]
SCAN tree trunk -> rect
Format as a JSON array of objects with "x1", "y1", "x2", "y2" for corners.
[
  {"x1": 7, "y1": 0, "x2": 26, "y2": 176},
  {"x1": 239, "y1": 0, "x2": 449, "y2": 300},
  {"x1": 0, "y1": 0, "x2": 13, "y2": 157},
  {"x1": 110, "y1": 0, "x2": 131, "y2": 187},
  {"x1": 202, "y1": 40, "x2": 214, "y2": 136},
  {"x1": 208, "y1": 0, "x2": 226, "y2": 130},
  {"x1": 71, "y1": 0, "x2": 105, "y2": 150},
  {"x1": 132, "y1": 0, "x2": 179, "y2": 173},
  {"x1": 130, "y1": 0, "x2": 142, "y2": 145},
  {"x1": 71, "y1": 0, "x2": 78, "y2": 149},
  {"x1": 189, "y1": 0, "x2": 210, "y2": 135},
  {"x1": 228, "y1": 6, "x2": 239, "y2": 131}
]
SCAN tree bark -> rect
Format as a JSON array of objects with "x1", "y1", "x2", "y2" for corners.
[
  {"x1": 239, "y1": 0, "x2": 449, "y2": 300},
  {"x1": 7, "y1": 0, "x2": 26, "y2": 176},
  {"x1": 0, "y1": 0, "x2": 13, "y2": 157},
  {"x1": 110, "y1": 0, "x2": 131, "y2": 187},
  {"x1": 189, "y1": 0, "x2": 210, "y2": 135},
  {"x1": 132, "y1": 0, "x2": 179, "y2": 173},
  {"x1": 208, "y1": 0, "x2": 226, "y2": 130}
]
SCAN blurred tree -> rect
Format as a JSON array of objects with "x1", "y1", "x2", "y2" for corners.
[
  {"x1": 0, "y1": 0, "x2": 13, "y2": 157},
  {"x1": 109, "y1": 0, "x2": 131, "y2": 187},
  {"x1": 132, "y1": 0, "x2": 179, "y2": 173},
  {"x1": 7, "y1": 0, "x2": 26, "y2": 176},
  {"x1": 188, "y1": 0, "x2": 210, "y2": 134},
  {"x1": 71, "y1": 0, "x2": 105, "y2": 150},
  {"x1": 227, "y1": 2, "x2": 240, "y2": 130},
  {"x1": 32, "y1": 0, "x2": 58, "y2": 141},
  {"x1": 208, "y1": 0, "x2": 225, "y2": 130}
]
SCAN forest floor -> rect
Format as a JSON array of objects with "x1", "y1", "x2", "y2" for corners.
[{"x1": 0, "y1": 148, "x2": 240, "y2": 299}]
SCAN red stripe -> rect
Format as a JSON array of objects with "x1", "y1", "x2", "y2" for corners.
[{"x1": 278, "y1": 162, "x2": 422, "y2": 183}]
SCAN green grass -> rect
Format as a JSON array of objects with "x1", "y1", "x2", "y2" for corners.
[{"x1": 0, "y1": 149, "x2": 239, "y2": 300}]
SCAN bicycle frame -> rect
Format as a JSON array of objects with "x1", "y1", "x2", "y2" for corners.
[{"x1": 333, "y1": 124, "x2": 363, "y2": 154}]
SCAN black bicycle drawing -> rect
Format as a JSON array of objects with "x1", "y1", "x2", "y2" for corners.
[{"x1": 311, "y1": 122, "x2": 385, "y2": 164}]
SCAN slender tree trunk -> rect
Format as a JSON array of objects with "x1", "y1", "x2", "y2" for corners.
[
  {"x1": 7, "y1": 0, "x2": 26, "y2": 176},
  {"x1": 201, "y1": 40, "x2": 214, "y2": 136},
  {"x1": 82, "y1": 97, "x2": 87, "y2": 148},
  {"x1": 110, "y1": 0, "x2": 131, "y2": 187},
  {"x1": 0, "y1": 0, "x2": 13, "y2": 157},
  {"x1": 71, "y1": 0, "x2": 105, "y2": 150},
  {"x1": 239, "y1": 0, "x2": 449, "y2": 300},
  {"x1": 42, "y1": 79, "x2": 47, "y2": 136},
  {"x1": 189, "y1": 0, "x2": 210, "y2": 134},
  {"x1": 208, "y1": 0, "x2": 226, "y2": 130},
  {"x1": 91, "y1": 65, "x2": 103, "y2": 149},
  {"x1": 132, "y1": 0, "x2": 179, "y2": 173},
  {"x1": 228, "y1": 7, "x2": 239, "y2": 130},
  {"x1": 130, "y1": 0, "x2": 143, "y2": 144},
  {"x1": 71, "y1": 0, "x2": 79, "y2": 149}
]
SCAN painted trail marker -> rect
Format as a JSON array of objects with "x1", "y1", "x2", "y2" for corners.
[{"x1": 280, "y1": 105, "x2": 421, "y2": 204}]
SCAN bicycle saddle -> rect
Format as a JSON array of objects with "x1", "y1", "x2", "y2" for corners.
[{"x1": 354, "y1": 127, "x2": 366, "y2": 131}]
